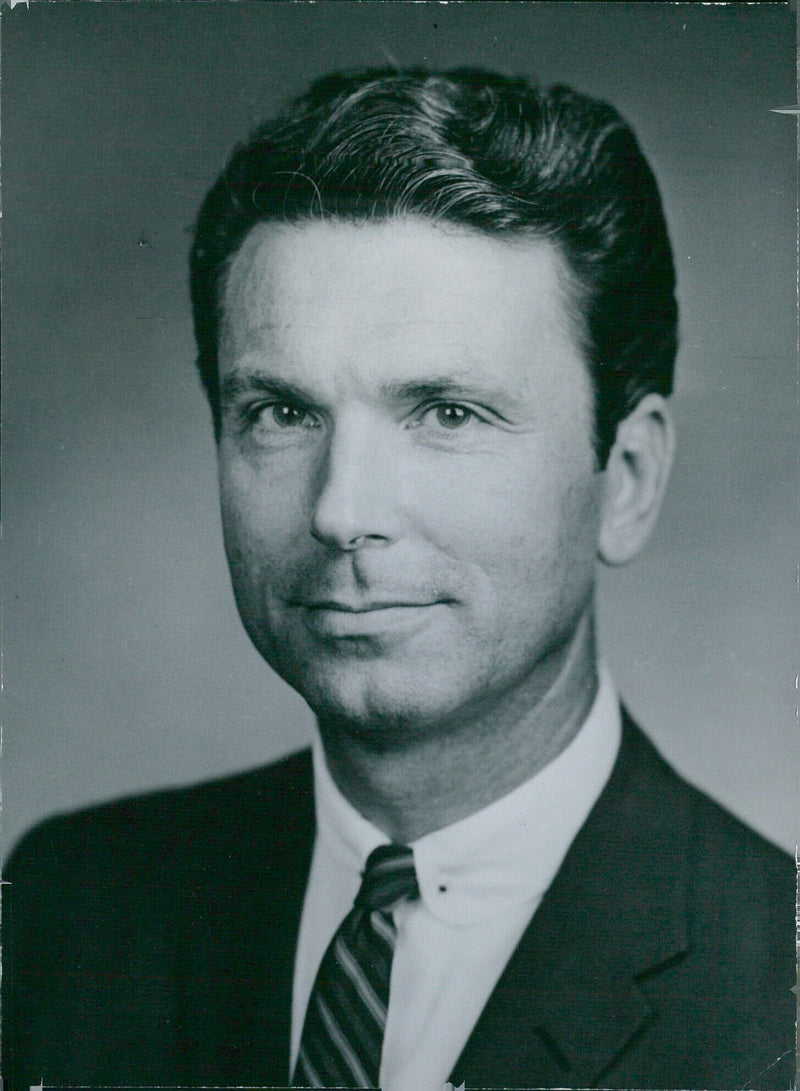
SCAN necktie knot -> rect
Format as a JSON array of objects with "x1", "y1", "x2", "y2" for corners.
[{"x1": 354, "y1": 843, "x2": 419, "y2": 911}]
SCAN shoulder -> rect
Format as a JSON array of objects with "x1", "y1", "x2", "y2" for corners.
[
  {"x1": 617, "y1": 715, "x2": 795, "y2": 963},
  {"x1": 673, "y1": 751, "x2": 795, "y2": 958},
  {"x1": 3, "y1": 751, "x2": 315, "y2": 1085},
  {"x1": 628, "y1": 715, "x2": 791, "y2": 871},
  {"x1": 4, "y1": 746, "x2": 314, "y2": 900}
]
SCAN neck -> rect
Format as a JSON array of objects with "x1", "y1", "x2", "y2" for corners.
[{"x1": 318, "y1": 612, "x2": 600, "y2": 843}]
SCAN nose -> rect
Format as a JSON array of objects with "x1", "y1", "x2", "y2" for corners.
[{"x1": 310, "y1": 416, "x2": 404, "y2": 551}]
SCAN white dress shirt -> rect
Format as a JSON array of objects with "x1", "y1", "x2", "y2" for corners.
[{"x1": 291, "y1": 664, "x2": 621, "y2": 1091}]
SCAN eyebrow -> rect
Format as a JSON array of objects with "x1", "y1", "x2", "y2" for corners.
[
  {"x1": 219, "y1": 369, "x2": 515, "y2": 411},
  {"x1": 379, "y1": 376, "x2": 510, "y2": 404},
  {"x1": 219, "y1": 371, "x2": 316, "y2": 409}
]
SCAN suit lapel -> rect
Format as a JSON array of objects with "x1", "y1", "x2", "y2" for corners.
[
  {"x1": 179, "y1": 750, "x2": 315, "y2": 1083},
  {"x1": 450, "y1": 716, "x2": 692, "y2": 1088}
]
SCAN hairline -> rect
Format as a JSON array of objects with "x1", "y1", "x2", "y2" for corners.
[{"x1": 216, "y1": 210, "x2": 597, "y2": 429}]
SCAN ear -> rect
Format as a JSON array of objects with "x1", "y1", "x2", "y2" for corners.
[{"x1": 598, "y1": 393, "x2": 675, "y2": 566}]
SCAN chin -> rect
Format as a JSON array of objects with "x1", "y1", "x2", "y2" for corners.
[{"x1": 280, "y1": 656, "x2": 467, "y2": 740}]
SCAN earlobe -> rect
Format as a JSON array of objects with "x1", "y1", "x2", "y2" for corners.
[{"x1": 598, "y1": 394, "x2": 675, "y2": 566}]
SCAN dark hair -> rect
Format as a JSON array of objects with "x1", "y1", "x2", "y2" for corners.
[{"x1": 190, "y1": 68, "x2": 677, "y2": 464}]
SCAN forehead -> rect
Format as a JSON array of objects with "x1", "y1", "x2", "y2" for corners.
[{"x1": 219, "y1": 217, "x2": 589, "y2": 399}]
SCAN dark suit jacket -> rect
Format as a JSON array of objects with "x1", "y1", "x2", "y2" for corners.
[{"x1": 3, "y1": 714, "x2": 796, "y2": 1089}]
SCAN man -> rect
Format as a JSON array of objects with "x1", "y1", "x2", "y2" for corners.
[{"x1": 4, "y1": 68, "x2": 795, "y2": 1090}]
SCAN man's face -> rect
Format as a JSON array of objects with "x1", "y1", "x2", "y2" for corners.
[{"x1": 217, "y1": 218, "x2": 603, "y2": 740}]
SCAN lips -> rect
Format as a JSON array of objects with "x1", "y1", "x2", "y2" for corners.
[
  {"x1": 300, "y1": 600, "x2": 438, "y2": 612},
  {"x1": 295, "y1": 599, "x2": 445, "y2": 639}
]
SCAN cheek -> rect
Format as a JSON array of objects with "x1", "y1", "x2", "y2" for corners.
[
  {"x1": 220, "y1": 444, "x2": 311, "y2": 526},
  {"x1": 411, "y1": 454, "x2": 601, "y2": 611},
  {"x1": 412, "y1": 447, "x2": 596, "y2": 548},
  {"x1": 218, "y1": 461, "x2": 305, "y2": 584}
]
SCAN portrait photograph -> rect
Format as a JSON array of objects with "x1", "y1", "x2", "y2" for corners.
[{"x1": 2, "y1": 3, "x2": 797, "y2": 1088}]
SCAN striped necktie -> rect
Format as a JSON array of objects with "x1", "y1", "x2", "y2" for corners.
[{"x1": 293, "y1": 843, "x2": 420, "y2": 1088}]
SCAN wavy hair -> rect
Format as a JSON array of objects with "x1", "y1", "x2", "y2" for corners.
[{"x1": 190, "y1": 68, "x2": 677, "y2": 464}]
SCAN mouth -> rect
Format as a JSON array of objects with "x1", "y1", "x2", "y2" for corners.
[
  {"x1": 300, "y1": 600, "x2": 439, "y2": 613},
  {"x1": 293, "y1": 599, "x2": 446, "y2": 638}
]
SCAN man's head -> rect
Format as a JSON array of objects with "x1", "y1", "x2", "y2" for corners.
[
  {"x1": 191, "y1": 69, "x2": 677, "y2": 754},
  {"x1": 191, "y1": 68, "x2": 677, "y2": 466}
]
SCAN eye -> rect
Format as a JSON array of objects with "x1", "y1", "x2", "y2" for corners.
[
  {"x1": 427, "y1": 403, "x2": 475, "y2": 429},
  {"x1": 246, "y1": 400, "x2": 320, "y2": 432},
  {"x1": 270, "y1": 402, "x2": 314, "y2": 428}
]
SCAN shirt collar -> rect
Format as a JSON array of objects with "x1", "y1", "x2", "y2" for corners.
[{"x1": 312, "y1": 663, "x2": 621, "y2": 926}]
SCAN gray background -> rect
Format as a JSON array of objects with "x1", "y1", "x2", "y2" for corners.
[{"x1": 2, "y1": 1, "x2": 797, "y2": 858}]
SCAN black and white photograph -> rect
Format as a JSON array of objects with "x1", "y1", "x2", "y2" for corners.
[{"x1": 2, "y1": 3, "x2": 797, "y2": 1088}]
